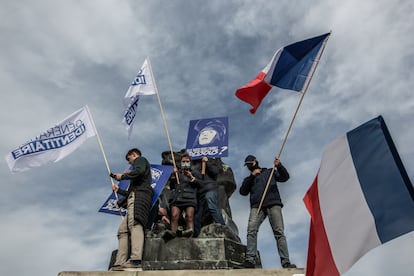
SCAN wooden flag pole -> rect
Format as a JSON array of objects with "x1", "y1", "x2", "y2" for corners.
[
  {"x1": 146, "y1": 57, "x2": 180, "y2": 183},
  {"x1": 85, "y1": 106, "x2": 125, "y2": 218},
  {"x1": 202, "y1": 161, "x2": 206, "y2": 174},
  {"x1": 256, "y1": 33, "x2": 331, "y2": 214}
]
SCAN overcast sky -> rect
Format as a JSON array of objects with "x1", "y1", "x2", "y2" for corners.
[{"x1": 1, "y1": 0, "x2": 414, "y2": 275}]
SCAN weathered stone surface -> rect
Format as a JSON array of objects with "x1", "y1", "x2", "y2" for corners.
[
  {"x1": 59, "y1": 268, "x2": 305, "y2": 276},
  {"x1": 142, "y1": 237, "x2": 253, "y2": 270},
  {"x1": 198, "y1": 223, "x2": 241, "y2": 243}
]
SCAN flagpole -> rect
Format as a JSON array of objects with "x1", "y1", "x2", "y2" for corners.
[
  {"x1": 146, "y1": 57, "x2": 180, "y2": 183},
  {"x1": 85, "y1": 105, "x2": 125, "y2": 217},
  {"x1": 256, "y1": 33, "x2": 331, "y2": 214}
]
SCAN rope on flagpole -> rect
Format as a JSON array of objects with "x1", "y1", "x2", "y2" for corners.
[
  {"x1": 256, "y1": 33, "x2": 331, "y2": 215},
  {"x1": 146, "y1": 57, "x2": 180, "y2": 183},
  {"x1": 85, "y1": 105, "x2": 125, "y2": 218}
]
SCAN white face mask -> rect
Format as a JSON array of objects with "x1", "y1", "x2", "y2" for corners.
[{"x1": 181, "y1": 161, "x2": 191, "y2": 170}]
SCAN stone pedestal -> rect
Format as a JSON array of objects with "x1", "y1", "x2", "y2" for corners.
[{"x1": 142, "y1": 237, "x2": 261, "y2": 270}]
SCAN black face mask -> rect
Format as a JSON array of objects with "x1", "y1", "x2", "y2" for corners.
[{"x1": 247, "y1": 163, "x2": 259, "y2": 172}]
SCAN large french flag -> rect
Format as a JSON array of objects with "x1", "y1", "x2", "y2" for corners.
[
  {"x1": 304, "y1": 116, "x2": 414, "y2": 276},
  {"x1": 235, "y1": 32, "x2": 330, "y2": 114}
]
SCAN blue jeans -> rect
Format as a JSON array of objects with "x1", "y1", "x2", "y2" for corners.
[
  {"x1": 195, "y1": 190, "x2": 225, "y2": 236},
  {"x1": 245, "y1": 205, "x2": 290, "y2": 265}
]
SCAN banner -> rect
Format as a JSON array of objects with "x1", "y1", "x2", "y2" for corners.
[
  {"x1": 122, "y1": 58, "x2": 156, "y2": 138},
  {"x1": 99, "y1": 164, "x2": 174, "y2": 216},
  {"x1": 5, "y1": 106, "x2": 97, "y2": 173},
  {"x1": 185, "y1": 116, "x2": 228, "y2": 159}
]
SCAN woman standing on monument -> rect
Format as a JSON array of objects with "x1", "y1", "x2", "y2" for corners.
[{"x1": 163, "y1": 153, "x2": 200, "y2": 239}]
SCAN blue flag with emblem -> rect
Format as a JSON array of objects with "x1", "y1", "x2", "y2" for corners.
[{"x1": 99, "y1": 164, "x2": 173, "y2": 216}]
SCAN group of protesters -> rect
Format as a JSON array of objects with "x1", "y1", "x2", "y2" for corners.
[{"x1": 108, "y1": 148, "x2": 296, "y2": 271}]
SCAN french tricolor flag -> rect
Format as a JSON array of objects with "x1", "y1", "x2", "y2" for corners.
[
  {"x1": 235, "y1": 32, "x2": 330, "y2": 114},
  {"x1": 304, "y1": 116, "x2": 414, "y2": 276}
]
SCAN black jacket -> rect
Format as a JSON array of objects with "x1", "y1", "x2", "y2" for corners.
[
  {"x1": 169, "y1": 171, "x2": 198, "y2": 208},
  {"x1": 120, "y1": 156, "x2": 152, "y2": 188},
  {"x1": 193, "y1": 160, "x2": 223, "y2": 195},
  {"x1": 118, "y1": 156, "x2": 154, "y2": 226},
  {"x1": 239, "y1": 164, "x2": 289, "y2": 208}
]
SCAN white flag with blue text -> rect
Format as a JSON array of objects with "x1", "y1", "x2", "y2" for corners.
[
  {"x1": 5, "y1": 106, "x2": 97, "y2": 173},
  {"x1": 122, "y1": 58, "x2": 156, "y2": 138}
]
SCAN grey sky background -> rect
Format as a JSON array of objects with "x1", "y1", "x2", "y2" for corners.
[{"x1": 1, "y1": 0, "x2": 414, "y2": 275}]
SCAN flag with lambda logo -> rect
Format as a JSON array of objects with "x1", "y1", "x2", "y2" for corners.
[
  {"x1": 99, "y1": 164, "x2": 174, "y2": 216},
  {"x1": 123, "y1": 58, "x2": 157, "y2": 138}
]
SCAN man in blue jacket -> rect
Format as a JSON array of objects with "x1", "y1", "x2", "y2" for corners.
[{"x1": 239, "y1": 155, "x2": 296, "y2": 269}]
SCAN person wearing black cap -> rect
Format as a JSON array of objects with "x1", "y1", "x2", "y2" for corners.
[{"x1": 239, "y1": 155, "x2": 296, "y2": 269}]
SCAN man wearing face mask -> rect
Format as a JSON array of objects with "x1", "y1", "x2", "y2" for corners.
[{"x1": 239, "y1": 155, "x2": 296, "y2": 269}]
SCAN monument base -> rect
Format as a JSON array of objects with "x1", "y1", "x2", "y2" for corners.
[{"x1": 142, "y1": 237, "x2": 261, "y2": 270}]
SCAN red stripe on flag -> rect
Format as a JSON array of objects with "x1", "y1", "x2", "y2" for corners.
[
  {"x1": 235, "y1": 71, "x2": 272, "y2": 114},
  {"x1": 304, "y1": 175, "x2": 339, "y2": 276}
]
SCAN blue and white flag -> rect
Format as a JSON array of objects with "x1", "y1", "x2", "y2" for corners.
[
  {"x1": 122, "y1": 58, "x2": 156, "y2": 138},
  {"x1": 5, "y1": 106, "x2": 97, "y2": 173},
  {"x1": 304, "y1": 116, "x2": 414, "y2": 276},
  {"x1": 99, "y1": 164, "x2": 174, "y2": 216},
  {"x1": 185, "y1": 117, "x2": 228, "y2": 159}
]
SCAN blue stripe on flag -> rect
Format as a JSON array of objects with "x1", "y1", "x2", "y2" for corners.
[
  {"x1": 347, "y1": 116, "x2": 414, "y2": 243},
  {"x1": 271, "y1": 33, "x2": 329, "y2": 91}
]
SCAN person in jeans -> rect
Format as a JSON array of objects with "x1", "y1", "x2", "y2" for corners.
[
  {"x1": 193, "y1": 156, "x2": 225, "y2": 237},
  {"x1": 239, "y1": 155, "x2": 296, "y2": 269},
  {"x1": 110, "y1": 148, "x2": 154, "y2": 271}
]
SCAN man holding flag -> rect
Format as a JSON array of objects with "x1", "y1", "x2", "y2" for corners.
[
  {"x1": 235, "y1": 32, "x2": 331, "y2": 269},
  {"x1": 110, "y1": 148, "x2": 154, "y2": 271},
  {"x1": 240, "y1": 155, "x2": 296, "y2": 269}
]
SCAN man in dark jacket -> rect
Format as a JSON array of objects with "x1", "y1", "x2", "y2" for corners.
[
  {"x1": 110, "y1": 148, "x2": 154, "y2": 271},
  {"x1": 239, "y1": 155, "x2": 296, "y2": 269},
  {"x1": 194, "y1": 156, "x2": 225, "y2": 237}
]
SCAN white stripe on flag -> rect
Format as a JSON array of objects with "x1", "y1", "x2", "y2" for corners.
[{"x1": 318, "y1": 135, "x2": 381, "y2": 273}]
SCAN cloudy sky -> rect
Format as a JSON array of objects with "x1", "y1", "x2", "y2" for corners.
[{"x1": 1, "y1": 0, "x2": 414, "y2": 275}]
